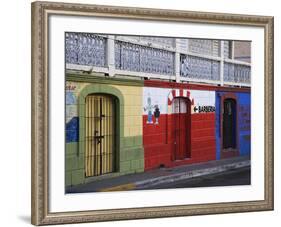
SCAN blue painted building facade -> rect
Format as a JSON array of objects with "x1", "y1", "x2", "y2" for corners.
[{"x1": 216, "y1": 91, "x2": 251, "y2": 160}]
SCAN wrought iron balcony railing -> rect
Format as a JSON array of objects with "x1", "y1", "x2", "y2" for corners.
[
  {"x1": 66, "y1": 33, "x2": 106, "y2": 67},
  {"x1": 114, "y1": 40, "x2": 175, "y2": 76},
  {"x1": 65, "y1": 32, "x2": 251, "y2": 87},
  {"x1": 180, "y1": 54, "x2": 220, "y2": 82},
  {"x1": 224, "y1": 61, "x2": 251, "y2": 85}
]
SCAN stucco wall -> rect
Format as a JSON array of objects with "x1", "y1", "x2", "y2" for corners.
[
  {"x1": 65, "y1": 81, "x2": 144, "y2": 187},
  {"x1": 215, "y1": 91, "x2": 251, "y2": 159}
]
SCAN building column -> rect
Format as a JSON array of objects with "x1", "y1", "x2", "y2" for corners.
[
  {"x1": 107, "y1": 35, "x2": 115, "y2": 77},
  {"x1": 175, "y1": 39, "x2": 181, "y2": 83},
  {"x1": 220, "y1": 41, "x2": 225, "y2": 86}
]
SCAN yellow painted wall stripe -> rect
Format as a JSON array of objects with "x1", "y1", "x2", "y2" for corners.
[{"x1": 99, "y1": 183, "x2": 136, "y2": 192}]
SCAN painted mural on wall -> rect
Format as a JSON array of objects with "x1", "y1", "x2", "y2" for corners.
[
  {"x1": 143, "y1": 97, "x2": 161, "y2": 125},
  {"x1": 239, "y1": 105, "x2": 250, "y2": 131},
  {"x1": 237, "y1": 93, "x2": 251, "y2": 156},
  {"x1": 154, "y1": 105, "x2": 160, "y2": 124},
  {"x1": 143, "y1": 96, "x2": 154, "y2": 124},
  {"x1": 65, "y1": 81, "x2": 88, "y2": 143},
  {"x1": 143, "y1": 87, "x2": 216, "y2": 117},
  {"x1": 143, "y1": 88, "x2": 170, "y2": 124}
]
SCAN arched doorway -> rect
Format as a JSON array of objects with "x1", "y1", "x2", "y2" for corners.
[
  {"x1": 171, "y1": 97, "x2": 191, "y2": 160},
  {"x1": 85, "y1": 94, "x2": 116, "y2": 177},
  {"x1": 223, "y1": 98, "x2": 237, "y2": 150}
]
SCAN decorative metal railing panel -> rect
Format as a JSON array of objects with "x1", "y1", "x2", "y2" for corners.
[
  {"x1": 115, "y1": 41, "x2": 175, "y2": 75},
  {"x1": 224, "y1": 41, "x2": 230, "y2": 59},
  {"x1": 180, "y1": 54, "x2": 220, "y2": 81},
  {"x1": 188, "y1": 40, "x2": 219, "y2": 57},
  {"x1": 65, "y1": 32, "x2": 106, "y2": 67},
  {"x1": 224, "y1": 62, "x2": 251, "y2": 84}
]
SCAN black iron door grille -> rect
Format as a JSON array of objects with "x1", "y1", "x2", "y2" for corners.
[{"x1": 85, "y1": 95, "x2": 115, "y2": 177}]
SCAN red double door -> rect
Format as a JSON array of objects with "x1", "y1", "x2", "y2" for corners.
[{"x1": 172, "y1": 98, "x2": 191, "y2": 160}]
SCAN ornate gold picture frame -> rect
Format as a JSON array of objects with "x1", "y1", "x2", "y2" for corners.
[{"x1": 31, "y1": 1, "x2": 273, "y2": 225}]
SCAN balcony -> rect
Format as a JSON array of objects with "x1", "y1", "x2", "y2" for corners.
[{"x1": 65, "y1": 32, "x2": 251, "y2": 87}]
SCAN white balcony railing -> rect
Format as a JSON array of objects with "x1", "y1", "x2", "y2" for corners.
[
  {"x1": 114, "y1": 40, "x2": 175, "y2": 76},
  {"x1": 224, "y1": 61, "x2": 251, "y2": 85},
  {"x1": 65, "y1": 32, "x2": 251, "y2": 87},
  {"x1": 65, "y1": 33, "x2": 106, "y2": 67},
  {"x1": 180, "y1": 54, "x2": 220, "y2": 82}
]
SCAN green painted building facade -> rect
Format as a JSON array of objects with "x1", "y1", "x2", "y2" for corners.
[{"x1": 65, "y1": 72, "x2": 145, "y2": 187}]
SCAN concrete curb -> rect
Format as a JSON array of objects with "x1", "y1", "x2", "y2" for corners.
[{"x1": 135, "y1": 160, "x2": 250, "y2": 189}]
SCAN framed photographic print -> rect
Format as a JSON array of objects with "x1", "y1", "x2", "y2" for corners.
[{"x1": 31, "y1": 1, "x2": 274, "y2": 225}]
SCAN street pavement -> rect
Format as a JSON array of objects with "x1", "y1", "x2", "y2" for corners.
[
  {"x1": 66, "y1": 155, "x2": 250, "y2": 193},
  {"x1": 143, "y1": 166, "x2": 250, "y2": 190}
]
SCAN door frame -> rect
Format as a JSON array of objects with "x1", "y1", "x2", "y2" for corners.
[
  {"x1": 167, "y1": 89, "x2": 193, "y2": 162},
  {"x1": 220, "y1": 93, "x2": 239, "y2": 159},
  {"x1": 171, "y1": 97, "x2": 191, "y2": 161},
  {"x1": 78, "y1": 84, "x2": 124, "y2": 180}
]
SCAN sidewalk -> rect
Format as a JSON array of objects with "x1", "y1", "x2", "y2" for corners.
[{"x1": 66, "y1": 155, "x2": 250, "y2": 193}]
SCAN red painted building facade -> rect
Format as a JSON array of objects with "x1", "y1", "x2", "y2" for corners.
[{"x1": 142, "y1": 80, "x2": 250, "y2": 170}]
